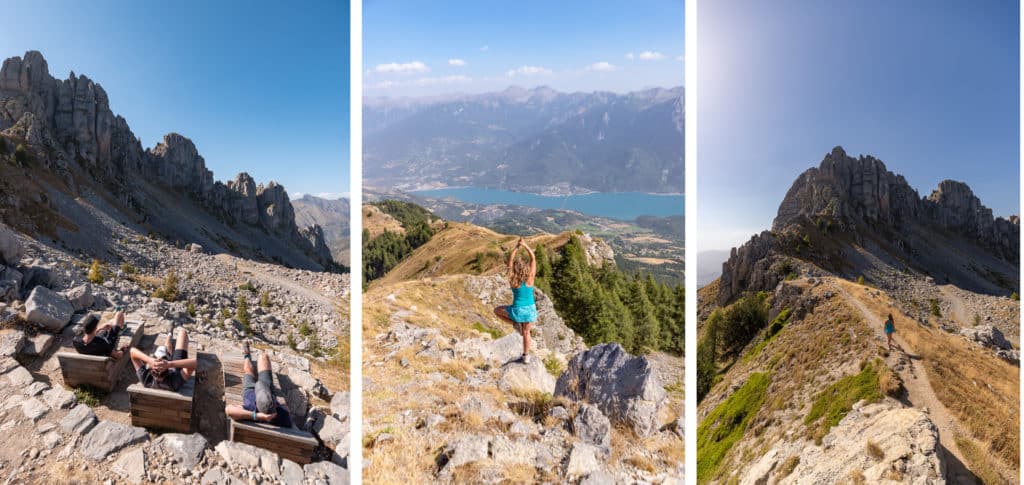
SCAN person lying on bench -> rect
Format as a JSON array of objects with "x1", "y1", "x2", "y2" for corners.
[
  {"x1": 129, "y1": 328, "x2": 197, "y2": 392},
  {"x1": 72, "y1": 306, "x2": 129, "y2": 359},
  {"x1": 225, "y1": 341, "x2": 293, "y2": 427}
]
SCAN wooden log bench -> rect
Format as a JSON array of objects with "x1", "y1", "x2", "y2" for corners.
[
  {"x1": 127, "y1": 377, "x2": 196, "y2": 433},
  {"x1": 57, "y1": 320, "x2": 145, "y2": 392},
  {"x1": 125, "y1": 332, "x2": 198, "y2": 433},
  {"x1": 222, "y1": 353, "x2": 318, "y2": 464}
]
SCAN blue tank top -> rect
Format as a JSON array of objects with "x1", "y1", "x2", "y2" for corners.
[{"x1": 511, "y1": 283, "x2": 535, "y2": 307}]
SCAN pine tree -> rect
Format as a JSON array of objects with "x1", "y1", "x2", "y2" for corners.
[{"x1": 625, "y1": 278, "x2": 660, "y2": 354}]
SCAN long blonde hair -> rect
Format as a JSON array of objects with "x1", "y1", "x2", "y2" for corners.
[{"x1": 508, "y1": 255, "x2": 531, "y2": 288}]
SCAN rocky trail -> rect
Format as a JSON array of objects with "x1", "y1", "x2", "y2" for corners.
[
  {"x1": 834, "y1": 280, "x2": 985, "y2": 484},
  {"x1": 361, "y1": 274, "x2": 683, "y2": 484},
  {"x1": 0, "y1": 220, "x2": 351, "y2": 483}
]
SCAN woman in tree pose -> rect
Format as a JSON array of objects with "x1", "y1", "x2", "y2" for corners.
[
  {"x1": 494, "y1": 238, "x2": 538, "y2": 364},
  {"x1": 884, "y1": 313, "x2": 895, "y2": 351}
]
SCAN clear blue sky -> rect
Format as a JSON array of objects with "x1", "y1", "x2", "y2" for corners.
[
  {"x1": 2, "y1": 0, "x2": 350, "y2": 199},
  {"x1": 364, "y1": 0, "x2": 684, "y2": 97},
  {"x1": 698, "y1": 1, "x2": 1019, "y2": 251}
]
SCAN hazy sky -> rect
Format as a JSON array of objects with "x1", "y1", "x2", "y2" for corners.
[
  {"x1": 2, "y1": 0, "x2": 350, "y2": 199},
  {"x1": 364, "y1": 0, "x2": 684, "y2": 97},
  {"x1": 698, "y1": 0, "x2": 1019, "y2": 252}
]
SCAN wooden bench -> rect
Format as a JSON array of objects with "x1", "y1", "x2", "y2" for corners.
[
  {"x1": 127, "y1": 377, "x2": 196, "y2": 433},
  {"x1": 57, "y1": 321, "x2": 145, "y2": 392},
  {"x1": 222, "y1": 353, "x2": 318, "y2": 464}
]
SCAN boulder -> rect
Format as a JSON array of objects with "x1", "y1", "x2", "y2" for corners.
[
  {"x1": 62, "y1": 284, "x2": 95, "y2": 312},
  {"x1": 281, "y1": 459, "x2": 305, "y2": 485},
  {"x1": 440, "y1": 434, "x2": 490, "y2": 471},
  {"x1": 960, "y1": 325, "x2": 1012, "y2": 350},
  {"x1": 572, "y1": 404, "x2": 611, "y2": 448},
  {"x1": 564, "y1": 442, "x2": 602, "y2": 480},
  {"x1": 41, "y1": 386, "x2": 76, "y2": 409},
  {"x1": 555, "y1": 343, "x2": 667, "y2": 436},
  {"x1": 303, "y1": 461, "x2": 349, "y2": 485},
  {"x1": 79, "y1": 421, "x2": 149, "y2": 460},
  {"x1": 313, "y1": 413, "x2": 348, "y2": 449},
  {"x1": 25, "y1": 286, "x2": 73, "y2": 331},
  {"x1": 21, "y1": 397, "x2": 48, "y2": 421},
  {"x1": 497, "y1": 358, "x2": 555, "y2": 394},
  {"x1": 0, "y1": 331, "x2": 26, "y2": 358},
  {"x1": 111, "y1": 448, "x2": 147, "y2": 484},
  {"x1": 0, "y1": 224, "x2": 23, "y2": 266},
  {"x1": 215, "y1": 440, "x2": 270, "y2": 469},
  {"x1": 20, "y1": 333, "x2": 54, "y2": 357},
  {"x1": 155, "y1": 433, "x2": 208, "y2": 468},
  {"x1": 6, "y1": 365, "x2": 34, "y2": 387}
]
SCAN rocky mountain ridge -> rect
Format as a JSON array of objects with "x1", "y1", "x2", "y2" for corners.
[
  {"x1": 718, "y1": 147, "x2": 1019, "y2": 305},
  {"x1": 0, "y1": 51, "x2": 334, "y2": 271}
]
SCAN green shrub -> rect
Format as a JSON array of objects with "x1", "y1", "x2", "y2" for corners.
[
  {"x1": 14, "y1": 143, "x2": 28, "y2": 164},
  {"x1": 239, "y1": 282, "x2": 257, "y2": 293},
  {"x1": 298, "y1": 320, "x2": 312, "y2": 337},
  {"x1": 697, "y1": 372, "x2": 770, "y2": 480},
  {"x1": 87, "y1": 259, "x2": 104, "y2": 284},
  {"x1": 72, "y1": 385, "x2": 106, "y2": 407},
  {"x1": 542, "y1": 353, "x2": 564, "y2": 377},
  {"x1": 929, "y1": 299, "x2": 941, "y2": 317},
  {"x1": 120, "y1": 263, "x2": 137, "y2": 275},
  {"x1": 152, "y1": 273, "x2": 180, "y2": 302},
  {"x1": 236, "y1": 294, "x2": 251, "y2": 333},
  {"x1": 259, "y1": 291, "x2": 271, "y2": 308},
  {"x1": 857, "y1": 275, "x2": 865, "y2": 285},
  {"x1": 1011, "y1": 292, "x2": 1019, "y2": 301},
  {"x1": 471, "y1": 322, "x2": 502, "y2": 339},
  {"x1": 287, "y1": 332, "x2": 297, "y2": 350},
  {"x1": 187, "y1": 301, "x2": 196, "y2": 318},
  {"x1": 805, "y1": 360, "x2": 883, "y2": 437}
]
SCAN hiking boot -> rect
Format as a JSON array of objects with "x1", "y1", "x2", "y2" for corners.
[
  {"x1": 520, "y1": 354, "x2": 530, "y2": 364},
  {"x1": 242, "y1": 340, "x2": 252, "y2": 360}
]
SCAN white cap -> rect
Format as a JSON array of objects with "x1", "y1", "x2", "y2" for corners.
[{"x1": 154, "y1": 346, "x2": 168, "y2": 360}]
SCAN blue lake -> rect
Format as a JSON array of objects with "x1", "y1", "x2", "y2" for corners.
[{"x1": 412, "y1": 187, "x2": 684, "y2": 221}]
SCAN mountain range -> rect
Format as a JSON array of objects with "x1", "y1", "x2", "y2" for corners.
[
  {"x1": 0, "y1": 51, "x2": 337, "y2": 271},
  {"x1": 363, "y1": 86, "x2": 684, "y2": 193},
  {"x1": 293, "y1": 195, "x2": 350, "y2": 266}
]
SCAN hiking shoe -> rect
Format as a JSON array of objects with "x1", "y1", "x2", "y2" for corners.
[
  {"x1": 520, "y1": 354, "x2": 530, "y2": 364},
  {"x1": 242, "y1": 340, "x2": 252, "y2": 360}
]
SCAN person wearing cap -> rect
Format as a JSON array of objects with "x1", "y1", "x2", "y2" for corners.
[
  {"x1": 73, "y1": 306, "x2": 130, "y2": 359},
  {"x1": 224, "y1": 341, "x2": 292, "y2": 427},
  {"x1": 129, "y1": 327, "x2": 197, "y2": 392}
]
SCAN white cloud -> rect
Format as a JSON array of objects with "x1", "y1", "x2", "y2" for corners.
[
  {"x1": 412, "y1": 75, "x2": 472, "y2": 86},
  {"x1": 625, "y1": 52, "x2": 635, "y2": 61},
  {"x1": 505, "y1": 65, "x2": 552, "y2": 77},
  {"x1": 586, "y1": 61, "x2": 616, "y2": 72},
  {"x1": 639, "y1": 51, "x2": 665, "y2": 61},
  {"x1": 373, "y1": 61, "x2": 430, "y2": 74},
  {"x1": 448, "y1": 58, "x2": 466, "y2": 67},
  {"x1": 480, "y1": 45, "x2": 489, "y2": 52}
]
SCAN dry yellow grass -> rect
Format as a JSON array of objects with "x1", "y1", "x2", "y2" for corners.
[
  {"x1": 363, "y1": 204, "x2": 406, "y2": 239},
  {"x1": 843, "y1": 281, "x2": 1019, "y2": 474}
]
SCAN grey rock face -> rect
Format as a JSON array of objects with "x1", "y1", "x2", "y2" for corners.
[
  {"x1": 440, "y1": 434, "x2": 490, "y2": 471},
  {"x1": 572, "y1": 403, "x2": 611, "y2": 448},
  {"x1": 960, "y1": 325, "x2": 1013, "y2": 350},
  {"x1": 564, "y1": 442, "x2": 602, "y2": 480},
  {"x1": 63, "y1": 284, "x2": 95, "y2": 312},
  {"x1": 111, "y1": 448, "x2": 147, "y2": 484},
  {"x1": 79, "y1": 421, "x2": 149, "y2": 460},
  {"x1": 147, "y1": 133, "x2": 214, "y2": 196},
  {"x1": 497, "y1": 358, "x2": 556, "y2": 394},
  {"x1": 155, "y1": 433, "x2": 209, "y2": 468},
  {"x1": 303, "y1": 461, "x2": 349, "y2": 485},
  {"x1": 25, "y1": 285, "x2": 74, "y2": 331},
  {"x1": 215, "y1": 440, "x2": 267, "y2": 469},
  {"x1": 555, "y1": 343, "x2": 667, "y2": 436}
]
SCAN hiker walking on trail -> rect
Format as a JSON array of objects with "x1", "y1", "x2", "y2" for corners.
[
  {"x1": 884, "y1": 313, "x2": 895, "y2": 351},
  {"x1": 493, "y1": 237, "x2": 538, "y2": 364},
  {"x1": 73, "y1": 306, "x2": 130, "y2": 359}
]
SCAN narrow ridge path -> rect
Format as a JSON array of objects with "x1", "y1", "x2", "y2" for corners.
[{"x1": 833, "y1": 281, "x2": 980, "y2": 484}]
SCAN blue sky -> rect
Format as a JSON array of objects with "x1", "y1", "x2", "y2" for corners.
[
  {"x1": 364, "y1": 0, "x2": 684, "y2": 97},
  {"x1": 2, "y1": 0, "x2": 350, "y2": 199},
  {"x1": 698, "y1": 0, "x2": 1019, "y2": 251}
]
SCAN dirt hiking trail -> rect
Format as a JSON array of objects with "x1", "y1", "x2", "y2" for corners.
[{"x1": 833, "y1": 281, "x2": 981, "y2": 484}]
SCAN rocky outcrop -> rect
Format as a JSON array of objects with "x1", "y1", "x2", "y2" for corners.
[
  {"x1": 301, "y1": 224, "x2": 334, "y2": 265},
  {"x1": 0, "y1": 51, "x2": 336, "y2": 269},
  {"x1": 927, "y1": 180, "x2": 1018, "y2": 259},
  {"x1": 744, "y1": 401, "x2": 944, "y2": 484},
  {"x1": 717, "y1": 231, "x2": 782, "y2": 306},
  {"x1": 554, "y1": 343, "x2": 667, "y2": 436}
]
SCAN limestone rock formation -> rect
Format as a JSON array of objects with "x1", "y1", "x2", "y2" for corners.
[{"x1": 554, "y1": 343, "x2": 667, "y2": 436}]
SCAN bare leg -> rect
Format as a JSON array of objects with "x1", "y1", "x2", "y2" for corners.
[
  {"x1": 493, "y1": 306, "x2": 515, "y2": 325},
  {"x1": 164, "y1": 332, "x2": 173, "y2": 350},
  {"x1": 258, "y1": 352, "x2": 272, "y2": 374},
  {"x1": 243, "y1": 355, "x2": 256, "y2": 378},
  {"x1": 521, "y1": 322, "x2": 532, "y2": 355},
  {"x1": 175, "y1": 328, "x2": 192, "y2": 380}
]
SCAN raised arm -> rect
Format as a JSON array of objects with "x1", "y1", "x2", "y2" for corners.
[
  {"x1": 523, "y1": 242, "x2": 536, "y2": 285},
  {"x1": 507, "y1": 240, "x2": 522, "y2": 270}
]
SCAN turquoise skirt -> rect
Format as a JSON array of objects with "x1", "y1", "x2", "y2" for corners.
[{"x1": 507, "y1": 304, "x2": 538, "y2": 323}]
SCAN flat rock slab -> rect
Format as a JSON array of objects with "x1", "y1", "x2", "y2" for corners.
[
  {"x1": 155, "y1": 433, "x2": 208, "y2": 469},
  {"x1": 215, "y1": 440, "x2": 272, "y2": 469},
  {"x1": 20, "y1": 333, "x2": 54, "y2": 357},
  {"x1": 24, "y1": 380, "x2": 49, "y2": 396},
  {"x1": 61, "y1": 403, "x2": 98, "y2": 435},
  {"x1": 6, "y1": 365, "x2": 34, "y2": 387},
  {"x1": 42, "y1": 386, "x2": 76, "y2": 409},
  {"x1": 497, "y1": 358, "x2": 555, "y2": 394},
  {"x1": 0, "y1": 332, "x2": 25, "y2": 358},
  {"x1": 200, "y1": 467, "x2": 243, "y2": 485},
  {"x1": 281, "y1": 459, "x2": 305, "y2": 485},
  {"x1": 80, "y1": 421, "x2": 149, "y2": 460},
  {"x1": 112, "y1": 448, "x2": 147, "y2": 484},
  {"x1": 303, "y1": 461, "x2": 349, "y2": 485},
  {"x1": 564, "y1": 442, "x2": 602, "y2": 479},
  {"x1": 21, "y1": 397, "x2": 48, "y2": 421}
]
